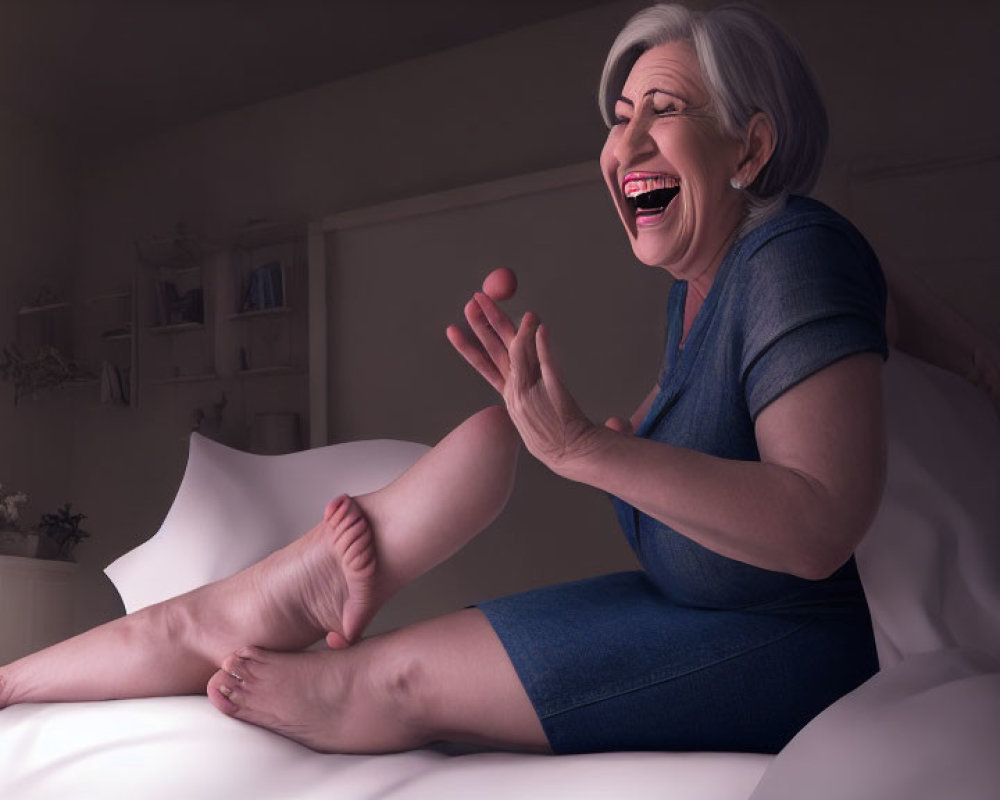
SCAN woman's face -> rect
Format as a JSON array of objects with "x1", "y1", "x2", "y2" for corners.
[{"x1": 600, "y1": 40, "x2": 746, "y2": 283}]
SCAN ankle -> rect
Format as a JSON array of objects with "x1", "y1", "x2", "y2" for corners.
[{"x1": 141, "y1": 597, "x2": 205, "y2": 661}]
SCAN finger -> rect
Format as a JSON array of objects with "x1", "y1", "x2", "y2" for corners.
[
  {"x1": 474, "y1": 292, "x2": 518, "y2": 348},
  {"x1": 482, "y1": 267, "x2": 517, "y2": 302},
  {"x1": 536, "y1": 323, "x2": 573, "y2": 406},
  {"x1": 604, "y1": 416, "x2": 632, "y2": 434},
  {"x1": 508, "y1": 312, "x2": 541, "y2": 394},
  {"x1": 538, "y1": 323, "x2": 589, "y2": 424},
  {"x1": 446, "y1": 324, "x2": 506, "y2": 394},
  {"x1": 465, "y1": 297, "x2": 511, "y2": 377}
]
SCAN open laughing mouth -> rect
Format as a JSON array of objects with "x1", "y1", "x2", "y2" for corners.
[{"x1": 622, "y1": 173, "x2": 680, "y2": 227}]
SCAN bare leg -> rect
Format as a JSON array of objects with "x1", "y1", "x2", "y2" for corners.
[
  {"x1": 207, "y1": 608, "x2": 550, "y2": 754},
  {"x1": 0, "y1": 407, "x2": 520, "y2": 708}
]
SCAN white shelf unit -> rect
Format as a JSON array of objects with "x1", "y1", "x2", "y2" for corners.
[{"x1": 0, "y1": 555, "x2": 78, "y2": 664}]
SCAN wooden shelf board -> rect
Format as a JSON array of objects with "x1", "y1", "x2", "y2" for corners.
[
  {"x1": 18, "y1": 302, "x2": 71, "y2": 316},
  {"x1": 229, "y1": 306, "x2": 292, "y2": 320},
  {"x1": 150, "y1": 372, "x2": 219, "y2": 385},
  {"x1": 148, "y1": 322, "x2": 205, "y2": 335},
  {"x1": 86, "y1": 291, "x2": 131, "y2": 304},
  {"x1": 236, "y1": 365, "x2": 300, "y2": 378}
]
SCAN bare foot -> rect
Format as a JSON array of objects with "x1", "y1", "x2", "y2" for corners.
[
  {"x1": 203, "y1": 494, "x2": 378, "y2": 657},
  {"x1": 317, "y1": 494, "x2": 377, "y2": 648},
  {"x1": 207, "y1": 646, "x2": 359, "y2": 753}
]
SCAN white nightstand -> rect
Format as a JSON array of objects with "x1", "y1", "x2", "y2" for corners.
[{"x1": 0, "y1": 555, "x2": 78, "y2": 665}]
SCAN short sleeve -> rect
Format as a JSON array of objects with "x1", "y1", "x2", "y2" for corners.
[{"x1": 740, "y1": 223, "x2": 888, "y2": 420}]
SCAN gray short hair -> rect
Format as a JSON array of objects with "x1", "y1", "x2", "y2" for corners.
[{"x1": 599, "y1": 3, "x2": 828, "y2": 232}]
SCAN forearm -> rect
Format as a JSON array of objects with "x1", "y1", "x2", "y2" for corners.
[{"x1": 558, "y1": 426, "x2": 858, "y2": 579}]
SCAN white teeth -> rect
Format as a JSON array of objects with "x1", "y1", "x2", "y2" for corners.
[{"x1": 622, "y1": 175, "x2": 679, "y2": 198}]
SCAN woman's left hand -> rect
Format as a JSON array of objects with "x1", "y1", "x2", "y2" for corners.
[{"x1": 447, "y1": 292, "x2": 599, "y2": 474}]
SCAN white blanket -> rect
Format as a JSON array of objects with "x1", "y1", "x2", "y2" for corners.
[{"x1": 0, "y1": 697, "x2": 769, "y2": 800}]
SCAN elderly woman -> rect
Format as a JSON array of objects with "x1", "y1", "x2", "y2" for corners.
[
  {"x1": 442, "y1": 3, "x2": 887, "y2": 754},
  {"x1": 0, "y1": 2, "x2": 973, "y2": 756}
]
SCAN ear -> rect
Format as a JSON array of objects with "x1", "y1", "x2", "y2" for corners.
[{"x1": 734, "y1": 112, "x2": 776, "y2": 187}]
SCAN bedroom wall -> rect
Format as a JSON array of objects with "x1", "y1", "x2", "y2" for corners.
[
  {"x1": 70, "y1": 0, "x2": 999, "y2": 633},
  {"x1": 68, "y1": 0, "x2": 650, "y2": 631},
  {"x1": 0, "y1": 106, "x2": 77, "y2": 549},
  {"x1": 774, "y1": 0, "x2": 1000, "y2": 347}
]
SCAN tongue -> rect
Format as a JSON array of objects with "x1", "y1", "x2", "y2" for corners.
[{"x1": 635, "y1": 186, "x2": 679, "y2": 210}]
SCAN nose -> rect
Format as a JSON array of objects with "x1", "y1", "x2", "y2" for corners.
[{"x1": 611, "y1": 114, "x2": 656, "y2": 167}]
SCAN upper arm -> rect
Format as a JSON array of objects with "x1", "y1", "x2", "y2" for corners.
[
  {"x1": 738, "y1": 221, "x2": 890, "y2": 573},
  {"x1": 755, "y1": 352, "x2": 886, "y2": 567},
  {"x1": 740, "y1": 225, "x2": 888, "y2": 420}
]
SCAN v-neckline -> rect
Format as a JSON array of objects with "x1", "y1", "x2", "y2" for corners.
[{"x1": 637, "y1": 241, "x2": 745, "y2": 438}]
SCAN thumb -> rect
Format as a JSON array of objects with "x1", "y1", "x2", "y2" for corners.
[{"x1": 603, "y1": 416, "x2": 633, "y2": 434}]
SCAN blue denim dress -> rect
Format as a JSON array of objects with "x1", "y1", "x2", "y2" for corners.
[{"x1": 480, "y1": 197, "x2": 886, "y2": 754}]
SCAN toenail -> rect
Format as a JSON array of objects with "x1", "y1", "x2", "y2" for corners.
[{"x1": 219, "y1": 685, "x2": 233, "y2": 697}]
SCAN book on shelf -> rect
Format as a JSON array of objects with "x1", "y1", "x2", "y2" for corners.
[
  {"x1": 241, "y1": 262, "x2": 285, "y2": 312},
  {"x1": 100, "y1": 361, "x2": 126, "y2": 405}
]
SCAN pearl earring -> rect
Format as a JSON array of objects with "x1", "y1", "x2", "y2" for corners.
[{"x1": 729, "y1": 177, "x2": 744, "y2": 190}]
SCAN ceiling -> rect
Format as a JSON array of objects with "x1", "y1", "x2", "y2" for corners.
[{"x1": 0, "y1": 0, "x2": 621, "y2": 154}]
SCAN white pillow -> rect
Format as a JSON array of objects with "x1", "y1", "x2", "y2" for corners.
[
  {"x1": 858, "y1": 350, "x2": 1000, "y2": 666},
  {"x1": 105, "y1": 435, "x2": 429, "y2": 614},
  {"x1": 749, "y1": 648, "x2": 1000, "y2": 800},
  {"x1": 750, "y1": 353, "x2": 1000, "y2": 800}
]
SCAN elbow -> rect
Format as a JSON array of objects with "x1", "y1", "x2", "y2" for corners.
[
  {"x1": 786, "y1": 535, "x2": 859, "y2": 581},
  {"x1": 780, "y1": 485, "x2": 877, "y2": 581},
  {"x1": 792, "y1": 556, "x2": 846, "y2": 582}
]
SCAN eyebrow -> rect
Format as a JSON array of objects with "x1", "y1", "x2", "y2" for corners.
[{"x1": 616, "y1": 88, "x2": 689, "y2": 106}]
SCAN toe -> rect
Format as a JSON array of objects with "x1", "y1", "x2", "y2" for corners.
[
  {"x1": 233, "y1": 645, "x2": 267, "y2": 662},
  {"x1": 324, "y1": 495, "x2": 348, "y2": 521},
  {"x1": 207, "y1": 670, "x2": 241, "y2": 715},
  {"x1": 221, "y1": 653, "x2": 249, "y2": 681}
]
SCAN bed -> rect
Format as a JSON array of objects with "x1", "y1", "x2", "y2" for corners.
[{"x1": 1, "y1": 348, "x2": 997, "y2": 799}]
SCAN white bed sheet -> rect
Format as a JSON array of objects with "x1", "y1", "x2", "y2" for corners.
[{"x1": 0, "y1": 697, "x2": 770, "y2": 800}]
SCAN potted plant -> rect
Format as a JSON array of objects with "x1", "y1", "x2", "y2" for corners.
[
  {"x1": 0, "y1": 484, "x2": 36, "y2": 557},
  {"x1": 36, "y1": 503, "x2": 90, "y2": 561},
  {"x1": 0, "y1": 344, "x2": 84, "y2": 405}
]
